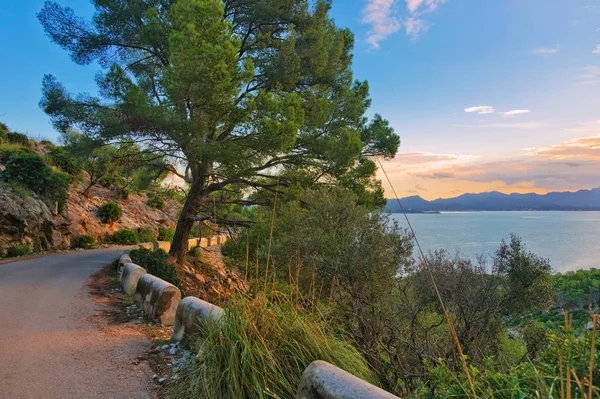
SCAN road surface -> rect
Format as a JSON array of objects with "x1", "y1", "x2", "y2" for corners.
[{"x1": 0, "y1": 249, "x2": 152, "y2": 399}]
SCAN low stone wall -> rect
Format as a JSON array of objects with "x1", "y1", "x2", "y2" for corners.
[
  {"x1": 117, "y1": 254, "x2": 132, "y2": 274},
  {"x1": 138, "y1": 242, "x2": 153, "y2": 250},
  {"x1": 296, "y1": 361, "x2": 399, "y2": 399},
  {"x1": 171, "y1": 296, "x2": 224, "y2": 343},
  {"x1": 120, "y1": 263, "x2": 147, "y2": 295},
  {"x1": 134, "y1": 274, "x2": 181, "y2": 325},
  {"x1": 152, "y1": 241, "x2": 172, "y2": 252}
]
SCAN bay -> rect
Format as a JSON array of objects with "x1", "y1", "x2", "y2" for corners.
[{"x1": 390, "y1": 211, "x2": 600, "y2": 273}]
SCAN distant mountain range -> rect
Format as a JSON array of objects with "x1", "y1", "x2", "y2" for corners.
[{"x1": 386, "y1": 187, "x2": 600, "y2": 213}]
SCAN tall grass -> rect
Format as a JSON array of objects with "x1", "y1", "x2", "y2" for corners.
[{"x1": 168, "y1": 294, "x2": 377, "y2": 399}]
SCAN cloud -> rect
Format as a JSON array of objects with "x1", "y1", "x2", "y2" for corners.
[
  {"x1": 594, "y1": 45, "x2": 600, "y2": 54},
  {"x1": 405, "y1": 17, "x2": 427, "y2": 38},
  {"x1": 454, "y1": 122, "x2": 547, "y2": 129},
  {"x1": 406, "y1": 0, "x2": 446, "y2": 13},
  {"x1": 499, "y1": 110, "x2": 531, "y2": 117},
  {"x1": 362, "y1": 0, "x2": 402, "y2": 48},
  {"x1": 528, "y1": 136, "x2": 600, "y2": 159},
  {"x1": 532, "y1": 46, "x2": 560, "y2": 55},
  {"x1": 465, "y1": 105, "x2": 496, "y2": 115}
]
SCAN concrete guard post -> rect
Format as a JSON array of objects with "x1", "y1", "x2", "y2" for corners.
[
  {"x1": 117, "y1": 253, "x2": 132, "y2": 274},
  {"x1": 120, "y1": 263, "x2": 147, "y2": 295},
  {"x1": 134, "y1": 274, "x2": 181, "y2": 325},
  {"x1": 171, "y1": 296, "x2": 224, "y2": 343},
  {"x1": 187, "y1": 238, "x2": 199, "y2": 250},
  {"x1": 152, "y1": 241, "x2": 171, "y2": 253},
  {"x1": 297, "y1": 361, "x2": 399, "y2": 399}
]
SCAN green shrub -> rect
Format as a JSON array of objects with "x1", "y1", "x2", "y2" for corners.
[
  {"x1": 71, "y1": 235, "x2": 97, "y2": 249},
  {"x1": 2, "y1": 153, "x2": 70, "y2": 213},
  {"x1": 40, "y1": 140, "x2": 56, "y2": 149},
  {"x1": 169, "y1": 295, "x2": 376, "y2": 399},
  {"x1": 157, "y1": 225, "x2": 175, "y2": 242},
  {"x1": 98, "y1": 202, "x2": 122, "y2": 224},
  {"x1": 0, "y1": 123, "x2": 8, "y2": 141},
  {"x1": 137, "y1": 226, "x2": 156, "y2": 243},
  {"x1": 146, "y1": 195, "x2": 165, "y2": 210},
  {"x1": 111, "y1": 228, "x2": 139, "y2": 245},
  {"x1": 6, "y1": 245, "x2": 33, "y2": 258},
  {"x1": 189, "y1": 246, "x2": 203, "y2": 258},
  {"x1": 129, "y1": 248, "x2": 181, "y2": 288},
  {"x1": 0, "y1": 144, "x2": 35, "y2": 164},
  {"x1": 45, "y1": 146, "x2": 81, "y2": 176},
  {"x1": 6, "y1": 132, "x2": 30, "y2": 146}
]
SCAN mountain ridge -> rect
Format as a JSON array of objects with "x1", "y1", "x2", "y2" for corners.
[{"x1": 386, "y1": 187, "x2": 600, "y2": 212}]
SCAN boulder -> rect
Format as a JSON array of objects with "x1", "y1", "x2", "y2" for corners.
[
  {"x1": 138, "y1": 242, "x2": 153, "y2": 250},
  {"x1": 171, "y1": 296, "x2": 224, "y2": 343},
  {"x1": 134, "y1": 274, "x2": 181, "y2": 325},
  {"x1": 297, "y1": 361, "x2": 399, "y2": 399},
  {"x1": 120, "y1": 263, "x2": 147, "y2": 295}
]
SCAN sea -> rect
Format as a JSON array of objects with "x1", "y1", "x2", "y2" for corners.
[{"x1": 390, "y1": 211, "x2": 600, "y2": 273}]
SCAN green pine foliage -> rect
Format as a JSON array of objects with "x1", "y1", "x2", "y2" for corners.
[
  {"x1": 5, "y1": 245, "x2": 33, "y2": 258},
  {"x1": 146, "y1": 195, "x2": 165, "y2": 210}
]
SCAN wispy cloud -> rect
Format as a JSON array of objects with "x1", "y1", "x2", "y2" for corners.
[
  {"x1": 403, "y1": 0, "x2": 446, "y2": 38},
  {"x1": 454, "y1": 122, "x2": 547, "y2": 129},
  {"x1": 593, "y1": 45, "x2": 600, "y2": 54},
  {"x1": 532, "y1": 46, "x2": 560, "y2": 55},
  {"x1": 465, "y1": 105, "x2": 496, "y2": 115},
  {"x1": 362, "y1": 0, "x2": 402, "y2": 48},
  {"x1": 499, "y1": 110, "x2": 531, "y2": 117}
]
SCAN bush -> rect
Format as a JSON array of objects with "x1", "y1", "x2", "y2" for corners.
[
  {"x1": 137, "y1": 226, "x2": 156, "y2": 243},
  {"x1": 45, "y1": 146, "x2": 81, "y2": 176},
  {"x1": 2, "y1": 153, "x2": 70, "y2": 213},
  {"x1": 0, "y1": 122, "x2": 8, "y2": 141},
  {"x1": 157, "y1": 226, "x2": 175, "y2": 242},
  {"x1": 189, "y1": 246, "x2": 203, "y2": 258},
  {"x1": 6, "y1": 245, "x2": 33, "y2": 258},
  {"x1": 0, "y1": 144, "x2": 36, "y2": 164},
  {"x1": 111, "y1": 228, "x2": 139, "y2": 245},
  {"x1": 98, "y1": 202, "x2": 122, "y2": 224},
  {"x1": 71, "y1": 235, "x2": 97, "y2": 249},
  {"x1": 6, "y1": 132, "x2": 30, "y2": 146},
  {"x1": 129, "y1": 248, "x2": 181, "y2": 288},
  {"x1": 146, "y1": 195, "x2": 165, "y2": 210},
  {"x1": 169, "y1": 295, "x2": 376, "y2": 399}
]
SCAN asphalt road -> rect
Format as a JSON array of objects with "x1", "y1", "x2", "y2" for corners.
[{"x1": 0, "y1": 249, "x2": 152, "y2": 399}]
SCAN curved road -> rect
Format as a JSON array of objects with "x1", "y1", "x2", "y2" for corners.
[{"x1": 0, "y1": 249, "x2": 152, "y2": 399}]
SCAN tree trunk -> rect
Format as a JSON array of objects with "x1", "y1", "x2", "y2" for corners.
[{"x1": 169, "y1": 169, "x2": 205, "y2": 262}]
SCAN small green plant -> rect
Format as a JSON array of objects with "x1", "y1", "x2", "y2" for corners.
[
  {"x1": 169, "y1": 294, "x2": 376, "y2": 399},
  {"x1": 189, "y1": 246, "x2": 203, "y2": 258},
  {"x1": 137, "y1": 226, "x2": 156, "y2": 243},
  {"x1": 71, "y1": 234, "x2": 97, "y2": 249},
  {"x1": 123, "y1": 293, "x2": 135, "y2": 306},
  {"x1": 111, "y1": 228, "x2": 139, "y2": 245},
  {"x1": 98, "y1": 202, "x2": 122, "y2": 224},
  {"x1": 2, "y1": 153, "x2": 70, "y2": 213},
  {"x1": 157, "y1": 225, "x2": 175, "y2": 242},
  {"x1": 6, "y1": 132, "x2": 30, "y2": 147},
  {"x1": 0, "y1": 144, "x2": 35, "y2": 164},
  {"x1": 146, "y1": 195, "x2": 165, "y2": 210},
  {"x1": 6, "y1": 245, "x2": 33, "y2": 258},
  {"x1": 45, "y1": 146, "x2": 81, "y2": 176},
  {"x1": 129, "y1": 248, "x2": 181, "y2": 288}
]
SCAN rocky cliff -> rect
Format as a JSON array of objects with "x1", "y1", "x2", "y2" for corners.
[{"x1": 0, "y1": 179, "x2": 181, "y2": 253}]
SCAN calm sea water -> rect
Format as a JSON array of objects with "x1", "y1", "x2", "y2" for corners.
[{"x1": 390, "y1": 211, "x2": 600, "y2": 273}]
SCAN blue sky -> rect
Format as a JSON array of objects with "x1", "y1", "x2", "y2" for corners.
[{"x1": 1, "y1": 0, "x2": 599, "y2": 198}]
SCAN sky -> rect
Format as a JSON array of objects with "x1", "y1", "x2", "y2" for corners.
[{"x1": 0, "y1": 0, "x2": 599, "y2": 200}]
